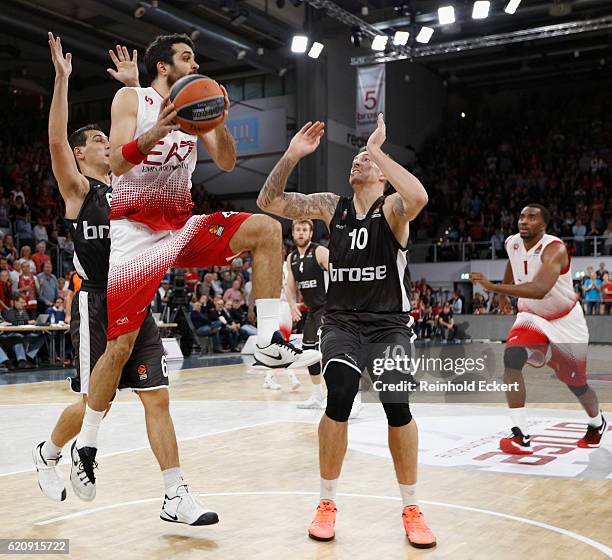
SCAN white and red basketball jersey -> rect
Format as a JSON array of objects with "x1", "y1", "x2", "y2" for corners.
[
  {"x1": 110, "y1": 87, "x2": 198, "y2": 231},
  {"x1": 505, "y1": 233, "x2": 578, "y2": 320}
]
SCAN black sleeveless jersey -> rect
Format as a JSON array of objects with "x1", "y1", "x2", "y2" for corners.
[
  {"x1": 325, "y1": 195, "x2": 411, "y2": 314},
  {"x1": 65, "y1": 177, "x2": 112, "y2": 286},
  {"x1": 289, "y1": 242, "x2": 327, "y2": 310}
]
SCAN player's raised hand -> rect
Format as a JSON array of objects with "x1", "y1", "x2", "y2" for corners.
[
  {"x1": 48, "y1": 32, "x2": 72, "y2": 79},
  {"x1": 107, "y1": 45, "x2": 139, "y2": 87},
  {"x1": 151, "y1": 97, "x2": 179, "y2": 140},
  {"x1": 287, "y1": 121, "x2": 325, "y2": 160},
  {"x1": 367, "y1": 113, "x2": 386, "y2": 150}
]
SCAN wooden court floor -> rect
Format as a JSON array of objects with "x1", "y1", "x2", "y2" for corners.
[{"x1": 1, "y1": 363, "x2": 611, "y2": 560}]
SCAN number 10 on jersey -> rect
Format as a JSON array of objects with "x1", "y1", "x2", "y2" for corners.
[{"x1": 349, "y1": 227, "x2": 368, "y2": 250}]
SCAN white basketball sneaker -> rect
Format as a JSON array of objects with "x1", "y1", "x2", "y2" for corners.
[
  {"x1": 296, "y1": 394, "x2": 324, "y2": 409},
  {"x1": 287, "y1": 371, "x2": 301, "y2": 391},
  {"x1": 160, "y1": 484, "x2": 219, "y2": 526},
  {"x1": 33, "y1": 442, "x2": 66, "y2": 502},
  {"x1": 263, "y1": 372, "x2": 281, "y2": 390},
  {"x1": 254, "y1": 331, "x2": 321, "y2": 369},
  {"x1": 70, "y1": 441, "x2": 97, "y2": 502}
]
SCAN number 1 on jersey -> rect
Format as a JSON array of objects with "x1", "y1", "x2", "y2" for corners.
[{"x1": 523, "y1": 260, "x2": 528, "y2": 275}]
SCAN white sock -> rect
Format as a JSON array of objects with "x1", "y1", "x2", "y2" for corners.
[
  {"x1": 312, "y1": 384, "x2": 324, "y2": 399},
  {"x1": 320, "y1": 477, "x2": 338, "y2": 501},
  {"x1": 588, "y1": 410, "x2": 603, "y2": 428},
  {"x1": 256, "y1": 298, "x2": 280, "y2": 346},
  {"x1": 41, "y1": 439, "x2": 62, "y2": 460},
  {"x1": 76, "y1": 405, "x2": 105, "y2": 448},
  {"x1": 509, "y1": 407, "x2": 528, "y2": 434},
  {"x1": 399, "y1": 483, "x2": 418, "y2": 507},
  {"x1": 162, "y1": 467, "x2": 184, "y2": 494}
]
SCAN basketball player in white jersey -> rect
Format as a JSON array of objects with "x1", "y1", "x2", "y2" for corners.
[
  {"x1": 471, "y1": 204, "x2": 607, "y2": 454},
  {"x1": 36, "y1": 35, "x2": 216, "y2": 526},
  {"x1": 71, "y1": 33, "x2": 319, "y2": 499}
]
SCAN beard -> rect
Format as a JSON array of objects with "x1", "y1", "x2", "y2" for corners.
[
  {"x1": 166, "y1": 66, "x2": 192, "y2": 87},
  {"x1": 294, "y1": 238, "x2": 310, "y2": 248}
]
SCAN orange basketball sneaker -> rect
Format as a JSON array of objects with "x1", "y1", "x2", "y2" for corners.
[
  {"x1": 402, "y1": 505, "x2": 436, "y2": 548},
  {"x1": 308, "y1": 499, "x2": 337, "y2": 541}
]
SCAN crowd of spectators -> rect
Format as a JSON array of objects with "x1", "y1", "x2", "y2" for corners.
[
  {"x1": 411, "y1": 91, "x2": 612, "y2": 260},
  {"x1": 580, "y1": 262, "x2": 612, "y2": 315}
]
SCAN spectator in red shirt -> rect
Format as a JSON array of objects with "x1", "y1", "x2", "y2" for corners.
[
  {"x1": 17, "y1": 261, "x2": 38, "y2": 317},
  {"x1": 603, "y1": 273, "x2": 612, "y2": 315},
  {"x1": 0, "y1": 269, "x2": 12, "y2": 312},
  {"x1": 31, "y1": 241, "x2": 51, "y2": 273},
  {"x1": 184, "y1": 267, "x2": 200, "y2": 292}
]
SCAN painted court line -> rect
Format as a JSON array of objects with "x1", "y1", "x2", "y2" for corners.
[
  {"x1": 35, "y1": 491, "x2": 612, "y2": 557},
  {"x1": 0, "y1": 420, "x2": 279, "y2": 478}
]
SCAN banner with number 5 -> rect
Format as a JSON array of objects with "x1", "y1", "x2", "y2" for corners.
[{"x1": 356, "y1": 64, "x2": 386, "y2": 138}]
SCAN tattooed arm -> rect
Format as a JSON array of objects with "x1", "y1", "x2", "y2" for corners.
[
  {"x1": 257, "y1": 153, "x2": 338, "y2": 225},
  {"x1": 257, "y1": 121, "x2": 339, "y2": 227}
]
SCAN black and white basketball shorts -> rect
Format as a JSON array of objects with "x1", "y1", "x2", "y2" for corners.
[
  {"x1": 69, "y1": 288, "x2": 168, "y2": 394},
  {"x1": 302, "y1": 306, "x2": 325, "y2": 348},
  {"x1": 320, "y1": 310, "x2": 416, "y2": 377}
]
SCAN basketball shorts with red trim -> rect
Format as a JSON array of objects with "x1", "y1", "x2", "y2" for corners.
[
  {"x1": 107, "y1": 211, "x2": 250, "y2": 340},
  {"x1": 506, "y1": 301, "x2": 589, "y2": 386}
]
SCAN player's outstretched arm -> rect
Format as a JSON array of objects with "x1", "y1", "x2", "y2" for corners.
[
  {"x1": 285, "y1": 254, "x2": 302, "y2": 322},
  {"x1": 109, "y1": 90, "x2": 178, "y2": 176},
  {"x1": 471, "y1": 243, "x2": 566, "y2": 300},
  {"x1": 47, "y1": 33, "x2": 89, "y2": 207},
  {"x1": 199, "y1": 85, "x2": 236, "y2": 172},
  {"x1": 367, "y1": 114, "x2": 428, "y2": 222},
  {"x1": 257, "y1": 121, "x2": 338, "y2": 225}
]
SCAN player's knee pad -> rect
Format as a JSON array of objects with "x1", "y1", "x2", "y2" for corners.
[
  {"x1": 324, "y1": 361, "x2": 360, "y2": 422},
  {"x1": 382, "y1": 402, "x2": 413, "y2": 427},
  {"x1": 504, "y1": 346, "x2": 528, "y2": 370},
  {"x1": 567, "y1": 383, "x2": 589, "y2": 397}
]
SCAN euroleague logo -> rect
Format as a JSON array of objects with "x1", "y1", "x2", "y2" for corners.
[
  {"x1": 208, "y1": 224, "x2": 224, "y2": 237},
  {"x1": 137, "y1": 363, "x2": 148, "y2": 380}
]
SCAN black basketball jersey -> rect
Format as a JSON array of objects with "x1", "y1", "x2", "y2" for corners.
[
  {"x1": 65, "y1": 177, "x2": 112, "y2": 286},
  {"x1": 289, "y1": 242, "x2": 327, "y2": 310},
  {"x1": 325, "y1": 195, "x2": 411, "y2": 314}
]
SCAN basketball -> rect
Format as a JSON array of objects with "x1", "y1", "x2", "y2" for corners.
[{"x1": 169, "y1": 74, "x2": 225, "y2": 135}]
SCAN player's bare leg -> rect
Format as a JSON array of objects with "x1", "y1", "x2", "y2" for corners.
[
  {"x1": 71, "y1": 328, "x2": 140, "y2": 501},
  {"x1": 388, "y1": 422, "x2": 417, "y2": 486},
  {"x1": 137, "y1": 389, "x2": 219, "y2": 526},
  {"x1": 229, "y1": 214, "x2": 321, "y2": 369},
  {"x1": 504, "y1": 367, "x2": 526, "y2": 409}
]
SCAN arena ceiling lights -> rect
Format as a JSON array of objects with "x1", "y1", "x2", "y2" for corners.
[
  {"x1": 291, "y1": 35, "x2": 326, "y2": 58},
  {"x1": 472, "y1": 1, "x2": 490, "y2": 20},
  {"x1": 393, "y1": 31, "x2": 410, "y2": 46},
  {"x1": 291, "y1": 35, "x2": 309, "y2": 53},
  {"x1": 504, "y1": 0, "x2": 522, "y2": 15},
  {"x1": 438, "y1": 6, "x2": 456, "y2": 25},
  {"x1": 416, "y1": 27, "x2": 435, "y2": 44}
]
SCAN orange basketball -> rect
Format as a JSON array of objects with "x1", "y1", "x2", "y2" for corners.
[{"x1": 169, "y1": 74, "x2": 225, "y2": 135}]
